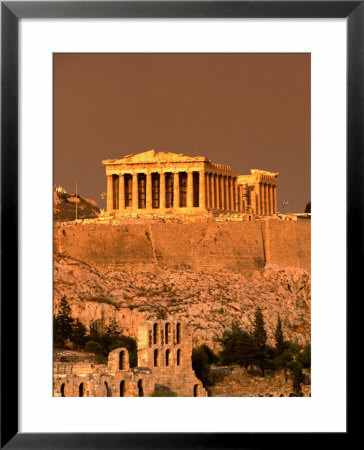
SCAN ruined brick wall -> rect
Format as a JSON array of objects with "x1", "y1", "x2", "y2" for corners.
[
  {"x1": 54, "y1": 320, "x2": 207, "y2": 397},
  {"x1": 54, "y1": 220, "x2": 310, "y2": 271}
]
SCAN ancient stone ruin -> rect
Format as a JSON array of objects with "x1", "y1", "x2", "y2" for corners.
[
  {"x1": 53, "y1": 320, "x2": 207, "y2": 397},
  {"x1": 103, "y1": 150, "x2": 278, "y2": 217}
]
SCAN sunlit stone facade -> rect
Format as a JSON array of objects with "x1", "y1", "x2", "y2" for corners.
[
  {"x1": 238, "y1": 169, "x2": 279, "y2": 216},
  {"x1": 102, "y1": 150, "x2": 278, "y2": 216}
]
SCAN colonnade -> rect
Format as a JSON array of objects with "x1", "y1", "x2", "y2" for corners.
[
  {"x1": 204, "y1": 172, "x2": 239, "y2": 212},
  {"x1": 254, "y1": 182, "x2": 277, "y2": 216},
  {"x1": 107, "y1": 170, "x2": 240, "y2": 212}
]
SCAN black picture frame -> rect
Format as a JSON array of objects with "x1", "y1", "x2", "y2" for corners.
[{"x1": 1, "y1": 1, "x2": 357, "y2": 448}]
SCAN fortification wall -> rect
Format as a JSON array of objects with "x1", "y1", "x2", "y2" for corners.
[
  {"x1": 262, "y1": 220, "x2": 311, "y2": 270},
  {"x1": 54, "y1": 220, "x2": 310, "y2": 271}
]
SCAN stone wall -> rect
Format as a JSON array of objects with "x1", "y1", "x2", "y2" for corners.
[
  {"x1": 54, "y1": 219, "x2": 310, "y2": 271},
  {"x1": 54, "y1": 320, "x2": 207, "y2": 397}
]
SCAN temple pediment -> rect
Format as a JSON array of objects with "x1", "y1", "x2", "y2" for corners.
[{"x1": 103, "y1": 150, "x2": 206, "y2": 166}]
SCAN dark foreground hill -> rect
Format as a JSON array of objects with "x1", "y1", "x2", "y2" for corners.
[{"x1": 54, "y1": 190, "x2": 100, "y2": 222}]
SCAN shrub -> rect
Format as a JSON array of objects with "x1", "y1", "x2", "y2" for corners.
[
  {"x1": 85, "y1": 340, "x2": 103, "y2": 355},
  {"x1": 150, "y1": 390, "x2": 177, "y2": 397},
  {"x1": 216, "y1": 322, "x2": 255, "y2": 370},
  {"x1": 192, "y1": 346, "x2": 211, "y2": 387},
  {"x1": 297, "y1": 344, "x2": 311, "y2": 369},
  {"x1": 200, "y1": 344, "x2": 219, "y2": 365}
]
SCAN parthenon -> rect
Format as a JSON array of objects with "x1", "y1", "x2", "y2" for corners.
[{"x1": 102, "y1": 150, "x2": 278, "y2": 217}]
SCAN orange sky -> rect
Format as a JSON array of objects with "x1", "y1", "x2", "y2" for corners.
[{"x1": 54, "y1": 53, "x2": 310, "y2": 212}]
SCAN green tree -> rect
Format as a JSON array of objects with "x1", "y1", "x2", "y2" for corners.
[
  {"x1": 216, "y1": 322, "x2": 256, "y2": 371},
  {"x1": 54, "y1": 296, "x2": 74, "y2": 346},
  {"x1": 252, "y1": 308, "x2": 268, "y2": 376},
  {"x1": 200, "y1": 344, "x2": 219, "y2": 365},
  {"x1": 253, "y1": 308, "x2": 267, "y2": 351},
  {"x1": 274, "y1": 315, "x2": 285, "y2": 356},
  {"x1": 289, "y1": 361, "x2": 304, "y2": 396},
  {"x1": 273, "y1": 349, "x2": 294, "y2": 382},
  {"x1": 85, "y1": 340, "x2": 106, "y2": 363},
  {"x1": 297, "y1": 344, "x2": 311, "y2": 369},
  {"x1": 85, "y1": 340, "x2": 103, "y2": 355},
  {"x1": 106, "y1": 317, "x2": 120, "y2": 336},
  {"x1": 192, "y1": 346, "x2": 211, "y2": 387},
  {"x1": 71, "y1": 318, "x2": 87, "y2": 350}
]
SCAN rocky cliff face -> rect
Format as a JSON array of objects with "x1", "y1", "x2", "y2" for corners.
[{"x1": 54, "y1": 255, "x2": 310, "y2": 349}]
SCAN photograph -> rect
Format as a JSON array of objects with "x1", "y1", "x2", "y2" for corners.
[{"x1": 53, "y1": 53, "x2": 311, "y2": 398}]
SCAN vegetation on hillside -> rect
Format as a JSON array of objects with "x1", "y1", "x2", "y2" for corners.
[
  {"x1": 54, "y1": 296, "x2": 137, "y2": 365},
  {"x1": 192, "y1": 308, "x2": 310, "y2": 397},
  {"x1": 54, "y1": 191, "x2": 100, "y2": 222}
]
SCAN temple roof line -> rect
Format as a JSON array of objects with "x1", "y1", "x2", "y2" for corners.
[
  {"x1": 250, "y1": 169, "x2": 279, "y2": 177},
  {"x1": 102, "y1": 149, "x2": 207, "y2": 165}
]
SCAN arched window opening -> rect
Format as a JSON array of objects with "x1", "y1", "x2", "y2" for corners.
[
  {"x1": 193, "y1": 384, "x2": 199, "y2": 397},
  {"x1": 60, "y1": 383, "x2": 66, "y2": 397},
  {"x1": 154, "y1": 349, "x2": 159, "y2": 367},
  {"x1": 165, "y1": 322, "x2": 171, "y2": 344},
  {"x1": 138, "y1": 379, "x2": 144, "y2": 397},
  {"x1": 176, "y1": 323, "x2": 181, "y2": 344},
  {"x1": 176, "y1": 349, "x2": 181, "y2": 366},
  {"x1": 165, "y1": 349, "x2": 170, "y2": 367},
  {"x1": 79, "y1": 382, "x2": 84, "y2": 397},
  {"x1": 119, "y1": 350, "x2": 125, "y2": 370},
  {"x1": 153, "y1": 323, "x2": 159, "y2": 345},
  {"x1": 120, "y1": 380, "x2": 125, "y2": 397}
]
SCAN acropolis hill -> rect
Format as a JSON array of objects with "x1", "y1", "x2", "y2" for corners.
[
  {"x1": 54, "y1": 150, "x2": 310, "y2": 271},
  {"x1": 54, "y1": 150, "x2": 310, "y2": 353}
]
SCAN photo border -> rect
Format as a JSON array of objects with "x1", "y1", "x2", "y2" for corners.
[{"x1": 1, "y1": 1, "x2": 359, "y2": 448}]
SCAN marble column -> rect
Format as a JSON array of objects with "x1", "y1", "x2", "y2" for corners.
[
  {"x1": 221, "y1": 175, "x2": 227, "y2": 211},
  {"x1": 214, "y1": 174, "x2": 220, "y2": 210},
  {"x1": 107, "y1": 175, "x2": 113, "y2": 212},
  {"x1": 119, "y1": 175, "x2": 125, "y2": 210},
  {"x1": 132, "y1": 173, "x2": 138, "y2": 210},
  {"x1": 239, "y1": 185, "x2": 244, "y2": 213},
  {"x1": 234, "y1": 178, "x2": 238, "y2": 212},
  {"x1": 259, "y1": 183, "x2": 264, "y2": 215},
  {"x1": 199, "y1": 171, "x2": 206, "y2": 209},
  {"x1": 146, "y1": 173, "x2": 152, "y2": 209},
  {"x1": 254, "y1": 183, "x2": 259, "y2": 215},
  {"x1": 229, "y1": 177, "x2": 234, "y2": 212},
  {"x1": 187, "y1": 171, "x2": 194, "y2": 208},
  {"x1": 225, "y1": 177, "x2": 229, "y2": 210},
  {"x1": 269, "y1": 184, "x2": 273, "y2": 215},
  {"x1": 160, "y1": 172, "x2": 165, "y2": 210},
  {"x1": 173, "y1": 172, "x2": 179, "y2": 208},
  {"x1": 264, "y1": 183, "x2": 269, "y2": 215},
  {"x1": 210, "y1": 173, "x2": 215, "y2": 209},
  {"x1": 205, "y1": 173, "x2": 210, "y2": 208},
  {"x1": 220, "y1": 175, "x2": 225, "y2": 210},
  {"x1": 273, "y1": 185, "x2": 277, "y2": 214}
]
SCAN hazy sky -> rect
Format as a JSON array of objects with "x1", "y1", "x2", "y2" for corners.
[{"x1": 54, "y1": 53, "x2": 310, "y2": 212}]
